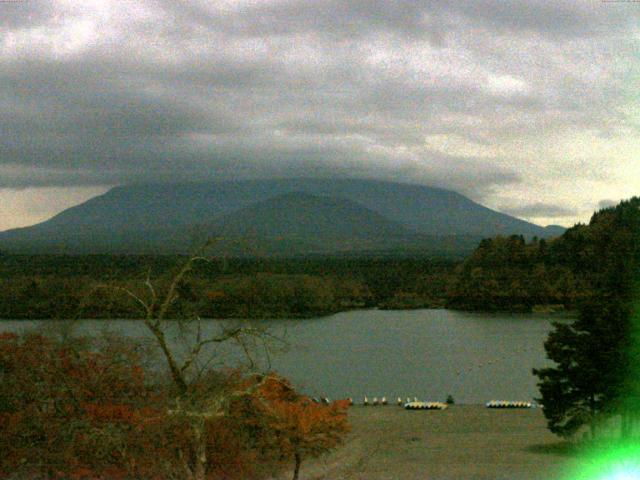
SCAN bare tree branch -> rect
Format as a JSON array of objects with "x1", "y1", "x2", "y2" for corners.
[
  {"x1": 113, "y1": 286, "x2": 153, "y2": 318},
  {"x1": 179, "y1": 325, "x2": 244, "y2": 375}
]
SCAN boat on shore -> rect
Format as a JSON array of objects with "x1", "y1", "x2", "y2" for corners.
[
  {"x1": 404, "y1": 401, "x2": 448, "y2": 410},
  {"x1": 485, "y1": 400, "x2": 532, "y2": 409}
]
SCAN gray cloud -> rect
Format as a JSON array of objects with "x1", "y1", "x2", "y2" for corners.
[
  {"x1": 498, "y1": 202, "x2": 577, "y2": 219},
  {"x1": 0, "y1": 0, "x2": 637, "y2": 216},
  {"x1": 155, "y1": 0, "x2": 633, "y2": 43},
  {"x1": 597, "y1": 199, "x2": 618, "y2": 210},
  {"x1": 0, "y1": 0, "x2": 54, "y2": 29},
  {"x1": 443, "y1": 1, "x2": 634, "y2": 38},
  {"x1": 156, "y1": 0, "x2": 449, "y2": 45}
]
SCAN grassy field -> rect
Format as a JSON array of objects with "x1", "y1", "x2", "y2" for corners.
[{"x1": 294, "y1": 405, "x2": 581, "y2": 480}]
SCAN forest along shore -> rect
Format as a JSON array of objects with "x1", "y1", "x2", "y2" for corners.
[
  {"x1": 0, "y1": 254, "x2": 455, "y2": 320},
  {"x1": 0, "y1": 242, "x2": 585, "y2": 320},
  {"x1": 298, "y1": 405, "x2": 576, "y2": 480}
]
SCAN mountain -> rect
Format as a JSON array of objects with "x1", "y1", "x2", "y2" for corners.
[
  {"x1": 215, "y1": 192, "x2": 412, "y2": 240},
  {"x1": 542, "y1": 225, "x2": 567, "y2": 237},
  {"x1": 0, "y1": 178, "x2": 565, "y2": 255}
]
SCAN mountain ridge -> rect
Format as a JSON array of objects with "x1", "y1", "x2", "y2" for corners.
[{"x1": 0, "y1": 178, "x2": 565, "y2": 256}]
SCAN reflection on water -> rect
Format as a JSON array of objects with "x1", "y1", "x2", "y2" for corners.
[{"x1": 0, "y1": 309, "x2": 571, "y2": 404}]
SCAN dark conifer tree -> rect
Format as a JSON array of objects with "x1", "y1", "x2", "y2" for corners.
[{"x1": 533, "y1": 198, "x2": 640, "y2": 438}]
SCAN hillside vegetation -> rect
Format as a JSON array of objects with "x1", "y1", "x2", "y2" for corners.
[
  {"x1": 0, "y1": 255, "x2": 455, "y2": 319},
  {"x1": 447, "y1": 198, "x2": 640, "y2": 312}
]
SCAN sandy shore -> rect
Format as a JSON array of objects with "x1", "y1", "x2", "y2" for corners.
[{"x1": 293, "y1": 405, "x2": 578, "y2": 480}]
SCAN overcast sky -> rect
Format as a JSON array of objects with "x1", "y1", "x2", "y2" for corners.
[{"x1": 1, "y1": 0, "x2": 639, "y2": 231}]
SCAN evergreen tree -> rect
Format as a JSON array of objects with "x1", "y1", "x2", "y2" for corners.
[
  {"x1": 534, "y1": 299, "x2": 630, "y2": 437},
  {"x1": 533, "y1": 198, "x2": 640, "y2": 439}
]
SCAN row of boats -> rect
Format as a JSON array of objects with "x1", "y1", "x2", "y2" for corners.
[
  {"x1": 317, "y1": 397, "x2": 535, "y2": 409},
  {"x1": 485, "y1": 400, "x2": 533, "y2": 409},
  {"x1": 404, "y1": 401, "x2": 449, "y2": 410}
]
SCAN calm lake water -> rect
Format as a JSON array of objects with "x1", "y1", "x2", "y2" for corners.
[{"x1": 0, "y1": 309, "x2": 570, "y2": 404}]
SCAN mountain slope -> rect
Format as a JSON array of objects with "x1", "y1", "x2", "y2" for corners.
[
  {"x1": 0, "y1": 178, "x2": 565, "y2": 255},
  {"x1": 214, "y1": 192, "x2": 412, "y2": 239}
]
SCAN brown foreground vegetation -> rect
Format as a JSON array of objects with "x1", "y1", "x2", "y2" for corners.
[
  {"x1": 0, "y1": 332, "x2": 350, "y2": 480},
  {"x1": 293, "y1": 405, "x2": 578, "y2": 480}
]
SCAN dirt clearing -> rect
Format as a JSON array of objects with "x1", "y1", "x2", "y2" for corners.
[{"x1": 293, "y1": 405, "x2": 580, "y2": 480}]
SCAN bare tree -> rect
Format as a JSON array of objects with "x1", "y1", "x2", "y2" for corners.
[{"x1": 107, "y1": 241, "x2": 284, "y2": 480}]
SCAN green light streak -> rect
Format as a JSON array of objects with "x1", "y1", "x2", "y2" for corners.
[{"x1": 567, "y1": 443, "x2": 640, "y2": 480}]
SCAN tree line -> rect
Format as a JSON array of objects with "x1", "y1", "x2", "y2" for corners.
[
  {"x1": 0, "y1": 210, "x2": 633, "y2": 319},
  {"x1": 446, "y1": 233, "x2": 593, "y2": 312},
  {"x1": 0, "y1": 255, "x2": 455, "y2": 319}
]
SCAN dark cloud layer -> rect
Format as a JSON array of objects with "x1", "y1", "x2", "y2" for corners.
[{"x1": 0, "y1": 0, "x2": 638, "y2": 221}]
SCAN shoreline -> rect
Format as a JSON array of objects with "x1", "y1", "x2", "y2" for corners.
[{"x1": 0, "y1": 304, "x2": 577, "y2": 322}]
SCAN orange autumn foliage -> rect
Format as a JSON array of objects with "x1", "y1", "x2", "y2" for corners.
[
  {"x1": 242, "y1": 374, "x2": 351, "y2": 478},
  {"x1": 0, "y1": 332, "x2": 160, "y2": 479},
  {"x1": 0, "y1": 334, "x2": 349, "y2": 480}
]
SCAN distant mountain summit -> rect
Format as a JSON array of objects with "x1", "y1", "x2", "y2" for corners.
[{"x1": 0, "y1": 178, "x2": 565, "y2": 255}]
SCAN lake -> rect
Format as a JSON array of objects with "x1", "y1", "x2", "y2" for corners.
[{"x1": 0, "y1": 309, "x2": 569, "y2": 404}]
